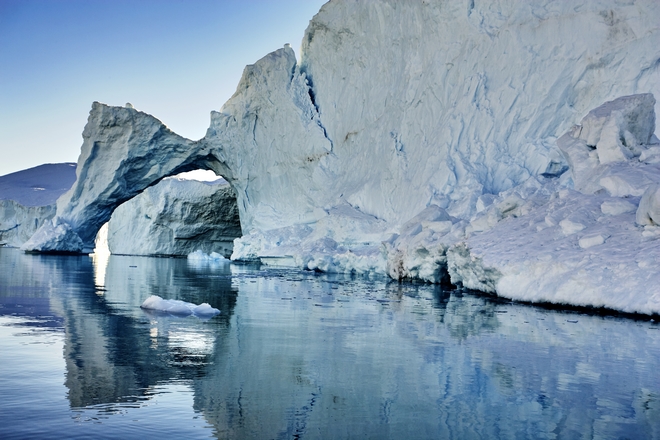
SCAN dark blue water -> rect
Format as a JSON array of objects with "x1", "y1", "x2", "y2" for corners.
[{"x1": 0, "y1": 247, "x2": 658, "y2": 439}]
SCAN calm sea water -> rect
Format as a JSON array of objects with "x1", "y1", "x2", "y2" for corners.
[{"x1": 0, "y1": 247, "x2": 658, "y2": 439}]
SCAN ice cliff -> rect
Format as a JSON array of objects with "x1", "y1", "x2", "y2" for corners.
[{"x1": 21, "y1": 0, "x2": 660, "y2": 314}]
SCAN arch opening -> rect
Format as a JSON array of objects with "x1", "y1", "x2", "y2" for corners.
[{"x1": 93, "y1": 169, "x2": 242, "y2": 258}]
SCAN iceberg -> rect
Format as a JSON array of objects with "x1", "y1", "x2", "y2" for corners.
[
  {"x1": 0, "y1": 200, "x2": 55, "y2": 248},
  {"x1": 18, "y1": 0, "x2": 660, "y2": 314},
  {"x1": 140, "y1": 295, "x2": 220, "y2": 317},
  {"x1": 22, "y1": 102, "x2": 225, "y2": 253}
]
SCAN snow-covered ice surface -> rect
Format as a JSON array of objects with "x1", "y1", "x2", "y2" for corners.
[
  {"x1": 448, "y1": 184, "x2": 660, "y2": 315},
  {"x1": 448, "y1": 95, "x2": 660, "y2": 315},
  {"x1": 19, "y1": 1, "x2": 660, "y2": 315},
  {"x1": 140, "y1": 295, "x2": 220, "y2": 317}
]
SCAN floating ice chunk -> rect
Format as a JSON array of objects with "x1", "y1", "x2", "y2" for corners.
[
  {"x1": 636, "y1": 184, "x2": 660, "y2": 226},
  {"x1": 193, "y1": 303, "x2": 223, "y2": 316},
  {"x1": 187, "y1": 249, "x2": 228, "y2": 262},
  {"x1": 601, "y1": 199, "x2": 637, "y2": 216},
  {"x1": 579, "y1": 234, "x2": 606, "y2": 249},
  {"x1": 559, "y1": 219, "x2": 585, "y2": 235},
  {"x1": 140, "y1": 295, "x2": 220, "y2": 317}
]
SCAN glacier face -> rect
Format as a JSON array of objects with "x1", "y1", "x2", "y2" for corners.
[
  {"x1": 20, "y1": 0, "x2": 660, "y2": 313},
  {"x1": 107, "y1": 178, "x2": 241, "y2": 257}
]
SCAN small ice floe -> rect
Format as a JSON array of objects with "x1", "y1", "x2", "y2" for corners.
[
  {"x1": 187, "y1": 250, "x2": 228, "y2": 262},
  {"x1": 140, "y1": 295, "x2": 220, "y2": 317}
]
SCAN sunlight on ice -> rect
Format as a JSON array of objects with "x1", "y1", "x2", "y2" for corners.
[{"x1": 92, "y1": 223, "x2": 110, "y2": 289}]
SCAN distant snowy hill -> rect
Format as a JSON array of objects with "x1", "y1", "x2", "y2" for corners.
[{"x1": 0, "y1": 163, "x2": 77, "y2": 207}]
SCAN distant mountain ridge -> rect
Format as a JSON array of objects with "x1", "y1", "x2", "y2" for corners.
[{"x1": 0, "y1": 163, "x2": 77, "y2": 207}]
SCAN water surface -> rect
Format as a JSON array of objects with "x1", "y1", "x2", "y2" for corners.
[{"x1": 0, "y1": 247, "x2": 658, "y2": 439}]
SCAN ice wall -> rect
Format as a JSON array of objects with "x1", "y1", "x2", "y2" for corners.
[
  {"x1": 242, "y1": 0, "x2": 660, "y2": 228},
  {"x1": 224, "y1": 0, "x2": 659, "y2": 259}
]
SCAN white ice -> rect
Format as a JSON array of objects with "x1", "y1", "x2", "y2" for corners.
[
  {"x1": 140, "y1": 295, "x2": 220, "y2": 317},
  {"x1": 187, "y1": 249, "x2": 228, "y2": 262}
]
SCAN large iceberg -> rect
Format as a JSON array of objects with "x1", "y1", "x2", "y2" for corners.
[{"x1": 21, "y1": 0, "x2": 660, "y2": 314}]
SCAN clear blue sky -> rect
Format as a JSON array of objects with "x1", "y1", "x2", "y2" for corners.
[{"x1": 0, "y1": 0, "x2": 327, "y2": 176}]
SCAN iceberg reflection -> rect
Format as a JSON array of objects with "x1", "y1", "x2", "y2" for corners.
[{"x1": 0, "y1": 248, "x2": 658, "y2": 439}]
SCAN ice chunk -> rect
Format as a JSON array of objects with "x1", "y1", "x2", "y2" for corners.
[
  {"x1": 600, "y1": 199, "x2": 637, "y2": 216},
  {"x1": 579, "y1": 234, "x2": 606, "y2": 249},
  {"x1": 636, "y1": 184, "x2": 660, "y2": 226},
  {"x1": 140, "y1": 295, "x2": 220, "y2": 317},
  {"x1": 20, "y1": 219, "x2": 83, "y2": 253},
  {"x1": 576, "y1": 93, "x2": 656, "y2": 164},
  {"x1": 599, "y1": 175, "x2": 648, "y2": 198},
  {"x1": 187, "y1": 250, "x2": 229, "y2": 262},
  {"x1": 559, "y1": 219, "x2": 585, "y2": 235}
]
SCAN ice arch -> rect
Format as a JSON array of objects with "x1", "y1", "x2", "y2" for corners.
[
  {"x1": 22, "y1": 46, "x2": 333, "y2": 253},
  {"x1": 22, "y1": 102, "x2": 232, "y2": 253}
]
